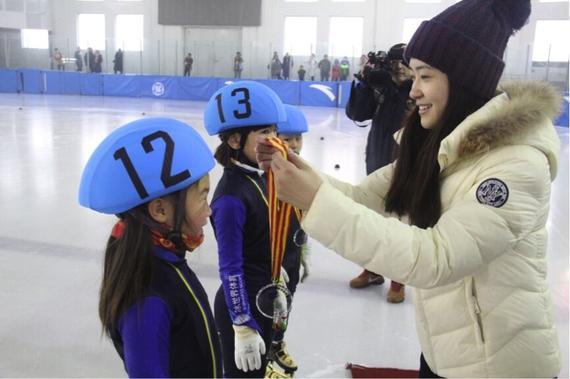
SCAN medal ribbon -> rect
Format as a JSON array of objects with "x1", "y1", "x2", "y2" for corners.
[{"x1": 266, "y1": 136, "x2": 293, "y2": 282}]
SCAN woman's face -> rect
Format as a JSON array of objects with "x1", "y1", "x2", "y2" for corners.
[{"x1": 408, "y1": 58, "x2": 450, "y2": 130}]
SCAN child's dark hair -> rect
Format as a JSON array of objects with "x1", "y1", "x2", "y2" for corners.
[
  {"x1": 99, "y1": 191, "x2": 179, "y2": 336},
  {"x1": 214, "y1": 125, "x2": 273, "y2": 167}
]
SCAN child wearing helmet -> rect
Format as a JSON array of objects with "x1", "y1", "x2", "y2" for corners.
[
  {"x1": 204, "y1": 81, "x2": 289, "y2": 377},
  {"x1": 78, "y1": 117, "x2": 222, "y2": 378},
  {"x1": 266, "y1": 104, "x2": 310, "y2": 376}
]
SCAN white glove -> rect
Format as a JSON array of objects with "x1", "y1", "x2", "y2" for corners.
[
  {"x1": 233, "y1": 325, "x2": 266, "y2": 372},
  {"x1": 300, "y1": 244, "x2": 311, "y2": 283}
]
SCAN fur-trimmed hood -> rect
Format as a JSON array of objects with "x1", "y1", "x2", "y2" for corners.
[{"x1": 439, "y1": 81, "x2": 562, "y2": 179}]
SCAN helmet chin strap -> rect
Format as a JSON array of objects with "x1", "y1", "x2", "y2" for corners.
[
  {"x1": 124, "y1": 191, "x2": 188, "y2": 253},
  {"x1": 235, "y1": 129, "x2": 260, "y2": 168},
  {"x1": 165, "y1": 189, "x2": 188, "y2": 253}
]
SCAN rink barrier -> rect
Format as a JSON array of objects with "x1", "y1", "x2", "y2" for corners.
[
  {"x1": 0, "y1": 68, "x2": 567, "y2": 127},
  {"x1": 0, "y1": 68, "x2": 349, "y2": 108}
]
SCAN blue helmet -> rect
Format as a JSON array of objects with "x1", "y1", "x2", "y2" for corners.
[
  {"x1": 78, "y1": 117, "x2": 215, "y2": 214},
  {"x1": 204, "y1": 80, "x2": 286, "y2": 135},
  {"x1": 277, "y1": 105, "x2": 308, "y2": 134}
]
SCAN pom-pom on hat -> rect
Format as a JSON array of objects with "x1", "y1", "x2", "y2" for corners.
[
  {"x1": 404, "y1": 0, "x2": 531, "y2": 99},
  {"x1": 204, "y1": 80, "x2": 287, "y2": 135},
  {"x1": 277, "y1": 105, "x2": 309, "y2": 135},
  {"x1": 78, "y1": 117, "x2": 215, "y2": 214}
]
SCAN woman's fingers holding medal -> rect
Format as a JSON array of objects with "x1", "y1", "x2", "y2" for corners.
[
  {"x1": 271, "y1": 152, "x2": 323, "y2": 210},
  {"x1": 255, "y1": 135, "x2": 278, "y2": 171}
]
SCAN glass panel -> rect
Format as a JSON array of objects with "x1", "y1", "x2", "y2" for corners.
[
  {"x1": 284, "y1": 17, "x2": 317, "y2": 56},
  {"x1": 329, "y1": 17, "x2": 363, "y2": 58},
  {"x1": 533, "y1": 19, "x2": 570, "y2": 62},
  {"x1": 21, "y1": 29, "x2": 48, "y2": 49},
  {"x1": 116, "y1": 14, "x2": 144, "y2": 52},
  {"x1": 77, "y1": 14, "x2": 106, "y2": 50}
]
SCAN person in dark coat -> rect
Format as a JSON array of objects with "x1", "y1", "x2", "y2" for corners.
[
  {"x1": 113, "y1": 49, "x2": 124, "y2": 74},
  {"x1": 282, "y1": 53, "x2": 293, "y2": 80},
  {"x1": 345, "y1": 43, "x2": 413, "y2": 303},
  {"x1": 74, "y1": 48, "x2": 83, "y2": 71},
  {"x1": 84, "y1": 47, "x2": 94, "y2": 73},
  {"x1": 318, "y1": 55, "x2": 331, "y2": 81},
  {"x1": 93, "y1": 50, "x2": 103, "y2": 73}
]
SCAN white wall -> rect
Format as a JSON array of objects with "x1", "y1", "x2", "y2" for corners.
[{"x1": 3, "y1": 0, "x2": 569, "y2": 79}]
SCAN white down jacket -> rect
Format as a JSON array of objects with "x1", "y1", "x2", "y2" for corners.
[{"x1": 302, "y1": 81, "x2": 561, "y2": 377}]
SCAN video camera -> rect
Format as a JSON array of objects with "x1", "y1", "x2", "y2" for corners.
[
  {"x1": 355, "y1": 44, "x2": 407, "y2": 86},
  {"x1": 367, "y1": 50, "x2": 391, "y2": 71}
]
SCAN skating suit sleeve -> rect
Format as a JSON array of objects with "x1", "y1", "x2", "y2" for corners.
[
  {"x1": 118, "y1": 296, "x2": 171, "y2": 378},
  {"x1": 211, "y1": 195, "x2": 261, "y2": 332}
]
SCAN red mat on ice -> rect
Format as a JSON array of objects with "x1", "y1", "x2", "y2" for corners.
[{"x1": 347, "y1": 363, "x2": 419, "y2": 378}]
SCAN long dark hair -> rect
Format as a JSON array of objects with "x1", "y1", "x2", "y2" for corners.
[
  {"x1": 385, "y1": 82, "x2": 488, "y2": 228},
  {"x1": 99, "y1": 185, "x2": 181, "y2": 336},
  {"x1": 99, "y1": 206, "x2": 153, "y2": 337}
]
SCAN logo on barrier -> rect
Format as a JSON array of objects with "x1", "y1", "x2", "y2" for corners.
[
  {"x1": 309, "y1": 84, "x2": 336, "y2": 101},
  {"x1": 152, "y1": 82, "x2": 165, "y2": 97}
]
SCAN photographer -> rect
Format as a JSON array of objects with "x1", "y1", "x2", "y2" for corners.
[{"x1": 345, "y1": 43, "x2": 413, "y2": 303}]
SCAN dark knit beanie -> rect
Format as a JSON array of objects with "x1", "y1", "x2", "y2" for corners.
[{"x1": 404, "y1": 0, "x2": 531, "y2": 99}]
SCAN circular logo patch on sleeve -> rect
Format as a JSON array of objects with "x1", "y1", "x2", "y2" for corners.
[{"x1": 476, "y1": 178, "x2": 509, "y2": 208}]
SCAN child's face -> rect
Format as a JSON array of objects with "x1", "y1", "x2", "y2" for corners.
[
  {"x1": 243, "y1": 125, "x2": 277, "y2": 163},
  {"x1": 181, "y1": 174, "x2": 211, "y2": 237},
  {"x1": 278, "y1": 133, "x2": 303, "y2": 154}
]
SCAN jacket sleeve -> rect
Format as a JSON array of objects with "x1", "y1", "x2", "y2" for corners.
[
  {"x1": 345, "y1": 81, "x2": 378, "y2": 122},
  {"x1": 302, "y1": 146, "x2": 549, "y2": 289},
  {"x1": 211, "y1": 195, "x2": 261, "y2": 332},
  {"x1": 119, "y1": 296, "x2": 171, "y2": 378}
]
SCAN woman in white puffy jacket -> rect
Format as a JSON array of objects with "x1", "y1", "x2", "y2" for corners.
[{"x1": 256, "y1": 0, "x2": 562, "y2": 377}]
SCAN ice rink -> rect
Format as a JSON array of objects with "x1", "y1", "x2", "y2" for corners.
[{"x1": 0, "y1": 93, "x2": 567, "y2": 377}]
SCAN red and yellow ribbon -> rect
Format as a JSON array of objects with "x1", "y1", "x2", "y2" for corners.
[{"x1": 266, "y1": 136, "x2": 293, "y2": 281}]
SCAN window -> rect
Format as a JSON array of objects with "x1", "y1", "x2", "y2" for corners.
[
  {"x1": 116, "y1": 14, "x2": 144, "y2": 51},
  {"x1": 284, "y1": 17, "x2": 317, "y2": 56},
  {"x1": 402, "y1": 18, "x2": 427, "y2": 43},
  {"x1": 532, "y1": 20, "x2": 570, "y2": 62},
  {"x1": 329, "y1": 17, "x2": 363, "y2": 58},
  {"x1": 405, "y1": 0, "x2": 441, "y2": 2},
  {"x1": 21, "y1": 29, "x2": 48, "y2": 49},
  {"x1": 77, "y1": 14, "x2": 106, "y2": 50}
]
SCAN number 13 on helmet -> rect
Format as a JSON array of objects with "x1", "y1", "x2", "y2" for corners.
[{"x1": 204, "y1": 81, "x2": 287, "y2": 135}]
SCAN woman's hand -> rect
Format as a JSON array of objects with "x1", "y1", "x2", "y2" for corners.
[
  {"x1": 271, "y1": 151, "x2": 323, "y2": 210},
  {"x1": 255, "y1": 135, "x2": 279, "y2": 171}
]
